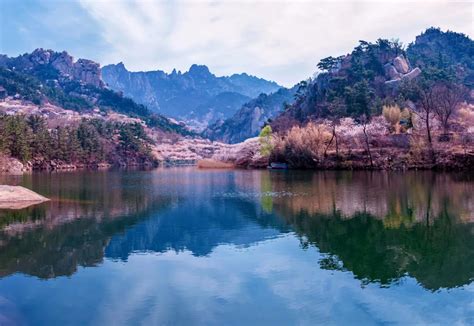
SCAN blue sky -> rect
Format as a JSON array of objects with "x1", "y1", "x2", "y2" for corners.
[{"x1": 1, "y1": 0, "x2": 472, "y2": 86}]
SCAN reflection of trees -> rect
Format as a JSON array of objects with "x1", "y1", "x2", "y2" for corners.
[
  {"x1": 0, "y1": 171, "x2": 176, "y2": 279},
  {"x1": 270, "y1": 171, "x2": 474, "y2": 290},
  {"x1": 0, "y1": 201, "x2": 172, "y2": 279},
  {"x1": 0, "y1": 171, "x2": 169, "y2": 234},
  {"x1": 0, "y1": 170, "x2": 291, "y2": 278},
  {"x1": 260, "y1": 172, "x2": 273, "y2": 213},
  {"x1": 270, "y1": 171, "x2": 473, "y2": 224}
]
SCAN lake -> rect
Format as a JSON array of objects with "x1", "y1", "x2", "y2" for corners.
[{"x1": 0, "y1": 168, "x2": 473, "y2": 325}]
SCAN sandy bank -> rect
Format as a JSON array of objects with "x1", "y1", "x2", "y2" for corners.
[{"x1": 197, "y1": 159, "x2": 235, "y2": 169}]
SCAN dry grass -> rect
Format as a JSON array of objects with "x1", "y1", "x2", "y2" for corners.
[
  {"x1": 383, "y1": 104, "x2": 401, "y2": 133},
  {"x1": 272, "y1": 122, "x2": 332, "y2": 167},
  {"x1": 197, "y1": 159, "x2": 235, "y2": 169}
]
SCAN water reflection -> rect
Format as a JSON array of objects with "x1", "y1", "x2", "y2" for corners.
[
  {"x1": 268, "y1": 171, "x2": 474, "y2": 290},
  {"x1": 0, "y1": 169, "x2": 472, "y2": 292},
  {"x1": 0, "y1": 170, "x2": 289, "y2": 279},
  {"x1": 0, "y1": 171, "x2": 175, "y2": 278}
]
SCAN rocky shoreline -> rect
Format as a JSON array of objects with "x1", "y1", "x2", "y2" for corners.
[
  {"x1": 0, "y1": 155, "x2": 158, "y2": 175},
  {"x1": 277, "y1": 149, "x2": 474, "y2": 171},
  {"x1": 2, "y1": 147, "x2": 473, "y2": 174}
]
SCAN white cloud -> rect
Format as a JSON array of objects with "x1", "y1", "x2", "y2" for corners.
[{"x1": 78, "y1": 0, "x2": 473, "y2": 86}]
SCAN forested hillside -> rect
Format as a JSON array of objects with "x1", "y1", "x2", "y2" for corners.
[
  {"x1": 0, "y1": 49, "x2": 193, "y2": 172},
  {"x1": 0, "y1": 49, "x2": 189, "y2": 134},
  {"x1": 204, "y1": 87, "x2": 296, "y2": 143},
  {"x1": 272, "y1": 28, "x2": 473, "y2": 130},
  {"x1": 264, "y1": 28, "x2": 473, "y2": 170}
]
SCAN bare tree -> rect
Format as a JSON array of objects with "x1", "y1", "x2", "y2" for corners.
[
  {"x1": 414, "y1": 86, "x2": 436, "y2": 146},
  {"x1": 323, "y1": 120, "x2": 340, "y2": 158},
  {"x1": 433, "y1": 83, "x2": 467, "y2": 137},
  {"x1": 323, "y1": 99, "x2": 345, "y2": 158},
  {"x1": 360, "y1": 114, "x2": 374, "y2": 168}
]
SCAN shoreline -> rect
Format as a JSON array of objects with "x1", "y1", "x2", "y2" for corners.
[{"x1": 1, "y1": 147, "x2": 473, "y2": 175}]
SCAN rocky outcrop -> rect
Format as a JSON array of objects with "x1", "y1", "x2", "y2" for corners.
[
  {"x1": 50, "y1": 51, "x2": 74, "y2": 74},
  {"x1": 384, "y1": 64, "x2": 401, "y2": 80},
  {"x1": 0, "y1": 48, "x2": 104, "y2": 88},
  {"x1": 384, "y1": 55, "x2": 421, "y2": 87},
  {"x1": 393, "y1": 55, "x2": 409, "y2": 74},
  {"x1": 0, "y1": 155, "x2": 30, "y2": 174},
  {"x1": 385, "y1": 67, "x2": 422, "y2": 87},
  {"x1": 73, "y1": 59, "x2": 103, "y2": 88}
]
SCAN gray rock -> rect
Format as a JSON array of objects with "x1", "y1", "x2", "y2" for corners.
[
  {"x1": 73, "y1": 59, "x2": 104, "y2": 88},
  {"x1": 401, "y1": 67, "x2": 421, "y2": 81},
  {"x1": 384, "y1": 63, "x2": 401, "y2": 79},
  {"x1": 1, "y1": 49, "x2": 104, "y2": 88},
  {"x1": 0, "y1": 185, "x2": 49, "y2": 209},
  {"x1": 51, "y1": 51, "x2": 74, "y2": 76},
  {"x1": 393, "y1": 55, "x2": 410, "y2": 74}
]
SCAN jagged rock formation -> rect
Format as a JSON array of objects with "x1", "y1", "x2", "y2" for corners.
[
  {"x1": 0, "y1": 49, "x2": 190, "y2": 136},
  {"x1": 102, "y1": 62, "x2": 280, "y2": 126},
  {"x1": 384, "y1": 55, "x2": 421, "y2": 87},
  {"x1": 270, "y1": 37, "x2": 427, "y2": 130},
  {"x1": 0, "y1": 48, "x2": 104, "y2": 88},
  {"x1": 0, "y1": 50, "x2": 198, "y2": 173},
  {"x1": 204, "y1": 87, "x2": 296, "y2": 143}
]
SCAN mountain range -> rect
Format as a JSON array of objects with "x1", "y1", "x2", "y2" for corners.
[
  {"x1": 102, "y1": 62, "x2": 280, "y2": 129},
  {"x1": 0, "y1": 27, "x2": 471, "y2": 149},
  {"x1": 0, "y1": 49, "x2": 189, "y2": 135}
]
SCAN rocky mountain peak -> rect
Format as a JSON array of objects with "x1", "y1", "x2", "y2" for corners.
[
  {"x1": 101, "y1": 61, "x2": 282, "y2": 124},
  {"x1": 188, "y1": 64, "x2": 212, "y2": 77},
  {"x1": 115, "y1": 62, "x2": 127, "y2": 70},
  {"x1": 73, "y1": 59, "x2": 103, "y2": 88},
  {"x1": 0, "y1": 48, "x2": 104, "y2": 88}
]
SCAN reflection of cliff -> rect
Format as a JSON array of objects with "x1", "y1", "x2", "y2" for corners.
[
  {"x1": 105, "y1": 196, "x2": 290, "y2": 259},
  {"x1": 269, "y1": 171, "x2": 474, "y2": 290}
]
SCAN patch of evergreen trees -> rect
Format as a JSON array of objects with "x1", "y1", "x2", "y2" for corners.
[{"x1": 0, "y1": 114, "x2": 155, "y2": 165}]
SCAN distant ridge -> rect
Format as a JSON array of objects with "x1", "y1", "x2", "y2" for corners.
[{"x1": 102, "y1": 62, "x2": 281, "y2": 129}]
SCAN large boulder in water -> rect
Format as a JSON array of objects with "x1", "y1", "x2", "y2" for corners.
[{"x1": 0, "y1": 185, "x2": 49, "y2": 209}]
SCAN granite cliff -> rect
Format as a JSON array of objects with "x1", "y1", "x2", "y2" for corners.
[
  {"x1": 102, "y1": 62, "x2": 280, "y2": 128},
  {"x1": 0, "y1": 48, "x2": 104, "y2": 88}
]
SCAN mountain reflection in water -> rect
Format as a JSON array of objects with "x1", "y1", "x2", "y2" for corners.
[{"x1": 0, "y1": 169, "x2": 472, "y2": 292}]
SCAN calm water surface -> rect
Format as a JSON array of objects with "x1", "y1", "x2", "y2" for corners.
[{"x1": 0, "y1": 168, "x2": 473, "y2": 325}]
